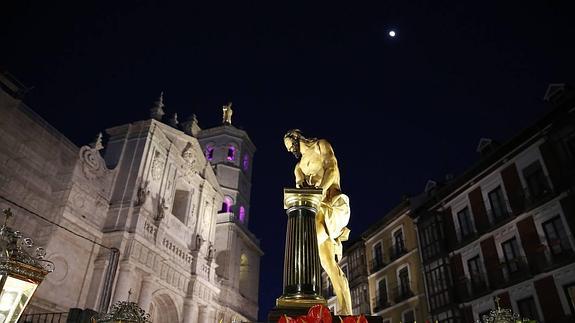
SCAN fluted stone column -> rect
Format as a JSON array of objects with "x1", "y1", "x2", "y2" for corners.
[
  {"x1": 197, "y1": 305, "x2": 208, "y2": 323},
  {"x1": 276, "y1": 188, "x2": 326, "y2": 309},
  {"x1": 138, "y1": 277, "x2": 155, "y2": 312},
  {"x1": 182, "y1": 299, "x2": 198, "y2": 323}
]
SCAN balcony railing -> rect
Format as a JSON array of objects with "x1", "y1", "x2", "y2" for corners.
[
  {"x1": 521, "y1": 183, "x2": 554, "y2": 211},
  {"x1": 500, "y1": 256, "x2": 531, "y2": 284},
  {"x1": 370, "y1": 258, "x2": 386, "y2": 273},
  {"x1": 371, "y1": 295, "x2": 391, "y2": 313},
  {"x1": 487, "y1": 205, "x2": 512, "y2": 226},
  {"x1": 391, "y1": 282, "x2": 414, "y2": 303},
  {"x1": 19, "y1": 312, "x2": 68, "y2": 323},
  {"x1": 454, "y1": 274, "x2": 489, "y2": 301},
  {"x1": 389, "y1": 241, "x2": 408, "y2": 261}
]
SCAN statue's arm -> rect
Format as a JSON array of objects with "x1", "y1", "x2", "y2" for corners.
[
  {"x1": 318, "y1": 140, "x2": 339, "y2": 194},
  {"x1": 294, "y1": 162, "x2": 305, "y2": 188}
]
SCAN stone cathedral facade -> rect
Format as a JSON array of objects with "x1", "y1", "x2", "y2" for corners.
[{"x1": 0, "y1": 72, "x2": 262, "y2": 323}]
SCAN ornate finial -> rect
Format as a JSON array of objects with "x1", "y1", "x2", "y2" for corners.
[
  {"x1": 222, "y1": 102, "x2": 233, "y2": 125},
  {"x1": 90, "y1": 132, "x2": 104, "y2": 151},
  {"x1": 150, "y1": 92, "x2": 166, "y2": 121},
  {"x1": 181, "y1": 114, "x2": 201, "y2": 136},
  {"x1": 128, "y1": 289, "x2": 133, "y2": 301},
  {"x1": 2, "y1": 208, "x2": 13, "y2": 227},
  {"x1": 168, "y1": 112, "x2": 179, "y2": 128},
  {"x1": 494, "y1": 296, "x2": 501, "y2": 309}
]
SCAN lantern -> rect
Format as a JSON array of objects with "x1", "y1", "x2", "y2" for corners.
[{"x1": 0, "y1": 209, "x2": 54, "y2": 322}]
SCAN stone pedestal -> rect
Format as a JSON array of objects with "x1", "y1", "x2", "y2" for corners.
[{"x1": 275, "y1": 188, "x2": 325, "y2": 309}]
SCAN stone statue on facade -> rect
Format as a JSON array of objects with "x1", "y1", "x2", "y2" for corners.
[
  {"x1": 222, "y1": 102, "x2": 233, "y2": 125},
  {"x1": 155, "y1": 197, "x2": 168, "y2": 221},
  {"x1": 195, "y1": 234, "x2": 205, "y2": 251},
  {"x1": 136, "y1": 180, "x2": 150, "y2": 206},
  {"x1": 283, "y1": 129, "x2": 352, "y2": 315},
  {"x1": 207, "y1": 243, "x2": 215, "y2": 261}
]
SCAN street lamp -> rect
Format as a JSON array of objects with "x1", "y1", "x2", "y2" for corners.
[{"x1": 0, "y1": 208, "x2": 54, "y2": 322}]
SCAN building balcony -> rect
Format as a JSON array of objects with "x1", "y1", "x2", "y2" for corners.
[
  {"x1": 389, "y1": 242, "x2": 408, "y2": 262},
  {"x1": 521, "y1": 183, "x2": 555, "y2": 211},
  {"x1": 500, "y1": 256, "x2": 531, "y2": 285},
  {"x1": 391, "y1": 282, "x2": 414, "y2": 303},
  {"x1": 453, "y1": 274, "x2": 489, "y2": 301},
  {"x1": 371, "y1": 295, "x2": 391, "y2": 313},
  {"x1": 369, "y1": 258, "x2": 386, "y2": 274},
  {"x1": 487, "y1": 205, "x2": 512, "y2": 227}
]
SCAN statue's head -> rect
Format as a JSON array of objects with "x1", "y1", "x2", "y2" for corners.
[{"x1": 284, "y1": 129, "x2": 303, "y2": 159}]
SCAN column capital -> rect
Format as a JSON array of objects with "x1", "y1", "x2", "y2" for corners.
[{"x1": 283, "y1": 188, "x2": 322, "y2": 211}]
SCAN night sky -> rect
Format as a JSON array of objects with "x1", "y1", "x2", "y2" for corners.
[{"x1": 2, "y1": 1, "x2": 575, "y2": 321}]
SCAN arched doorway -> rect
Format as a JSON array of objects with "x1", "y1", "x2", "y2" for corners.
[{"x1": 149, "y1": 293, "x2": 179, "y2": 323}]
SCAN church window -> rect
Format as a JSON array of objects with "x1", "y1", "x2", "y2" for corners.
[
  {"x1": 222, "y1": 196, "x2": 233, "y2": 213},
  {"x1": 239, "y1": 206, "x2": 246, "y2": 222},
  {"x1": 227, "y1": 145, "x2": 236, "y2": 161},
  {"x1": 205, "y1": 145, "x2": 214, "y2": 160}
]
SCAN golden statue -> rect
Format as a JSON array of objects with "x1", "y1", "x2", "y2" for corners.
[
  {"x1": 222, "y1": 102, "x2": 233, "y2": 125},
  {"x1": 283, "y1": 129, "x2": 352, "y2": 315}
]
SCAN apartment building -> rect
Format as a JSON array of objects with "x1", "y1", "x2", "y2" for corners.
[
  {"x1": 410, "y1": 84, "x2": 575, "y2": 323},
  {"x1": 364, "y1": 201, "x2": 428, "y2": 323}
]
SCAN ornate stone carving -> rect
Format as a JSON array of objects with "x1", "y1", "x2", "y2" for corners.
[
  {"x1": 151, "y1": 151, "x2": 164, "y2": 181},
  {"x1": 181, "y1": 142, "x2": 201, "y2": 178},
  {"x1": 79, "y1": 145, "x2": 108, "y2": 180},
  {"x1": 136, "y1": 180, "x2": 150, "y2": 206}
]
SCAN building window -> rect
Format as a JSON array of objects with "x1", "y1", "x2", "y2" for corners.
[
  {"x1": 402, "y1": 309, "x2": 415, "y2": 323},
  {"x1": 372, "y1": 242, "x2": 384, "y2": 272},
  {"x1": 172, "y1": 190, "x2": 190, "y2": 223},
  {"x1": 425, "y1": 261, "x2": 450, "y2": 311},
  {"x1": 488, "y1": 186, "x2": 508, "y2": 219},
  {"x1": 543, "y1": 215, "x2": 572, "y2": 256},
  {"x1": 221, "y1": 196, "x2": 233, "y2": 213},
  {"x1": 398, "y1": 266, "x2": 411, "y2": 298},
  {"x1": 243, "y1": 154, "x2": 249, "y2": 171},
  {"x1": 516, "y1": 297, "x2": 540, "y2": 322},
  {"x1": 467, "y1": 256, "x2": 484, "y2": 289},
  {"x1": 522, "y1": 160, "x2": 550, "y2": 201},
  {"x1": 205, "y1": 145, "x2": 214, "y2": 160},
  {"x1": 391, "y1": 229, "x2": 406, "y2": 260},
  {"x1": 420, "y1": 218, "x2": 442, "y2": 260},
  {"x1": 239, "y1": 206, "x2": 246, "y2": 222},
  {"x1": 376, "y1": 278, "x2": 388, "y2": 308},
  {"x1": 227, "y1": 145, "x2": 236, "y2": 161},
  {"x1": 457, "y1": 207, "x2": 474, "y2": 239},
  {"x1": 501, "y1": 237, "x2": 521, "y2": 273}
]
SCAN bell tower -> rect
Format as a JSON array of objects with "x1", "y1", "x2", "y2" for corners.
[{"x1": 197, "y1": 102, "x2": 256, "y2": 226}]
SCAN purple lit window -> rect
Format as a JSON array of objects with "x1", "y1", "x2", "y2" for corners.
[
  {"x1": 243, "y1": 155, "x2": 249, "y2": 171},
  {"x1": 222, "y1": 196, "x2": 232, "y2": 213},
  {"x1": 239, "y1": 206, "x2": 245, "y2": 222},
  {"x1": 206, "y1": 145, "x2": 214, "y2": 160},
  {"x1": 227, "y1": 146, "x2": 236, "y2": 161}
]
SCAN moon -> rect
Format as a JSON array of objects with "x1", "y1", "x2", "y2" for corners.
[{"x1": 389, "y1": 30, "x2": 396, "y2": 38}]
